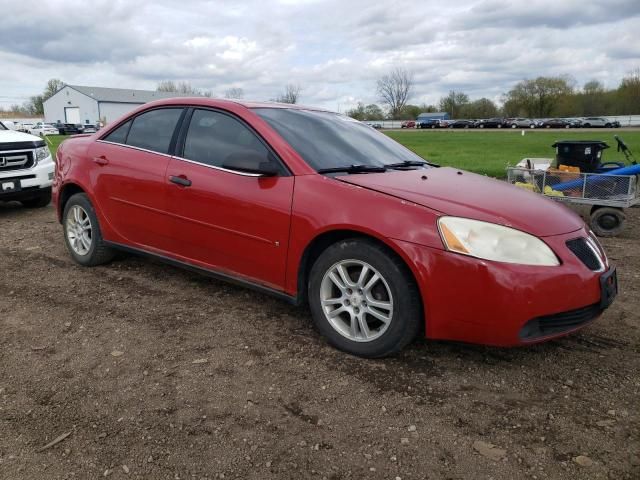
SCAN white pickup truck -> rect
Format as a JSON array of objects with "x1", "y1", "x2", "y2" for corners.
[{"x1": 0, "y1": 121, "x2": 55, "y2": 207}]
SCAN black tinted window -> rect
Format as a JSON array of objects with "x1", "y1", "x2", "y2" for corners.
[
  {"x1": 253, "y1": 108, "x2": 424, "y2": 170},
  {"x1": 183, "y1": 109, "x2": 271, "y2": 169},
  {"x1": 103, "y1": 120, "x2": 131, "y2": 144},
  {"x1": 126, "y1": 109, "x2": 183, "y2": 154}
]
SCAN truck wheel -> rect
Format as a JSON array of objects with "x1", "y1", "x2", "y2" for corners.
[
  {"x1": 590, "y1": 207, "x2": 625, "y2": 237},
  {"x1": 308, "y1": 239, "x2": 422, "y2": 358},
  {"x1": 63, "y1": 193, "x2": 115, "y2": 266},
  {"x1": 21, "y1": 189, "x2": 51, "y2": 208}
]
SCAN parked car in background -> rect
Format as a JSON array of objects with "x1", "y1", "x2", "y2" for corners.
[
  {"x1": 29, "y1": 122, "x2": 59, "y2": 136},
  {"x1": 581, "y1": 117, "x2": 614, "y2": 128},
  {"x1": 507, "y1": 118, "x2": 535, "y2": 128},
  {"x1": 82, "y1": 124, "x2": 98, "y2": 133},
  {"x1": 52, "y1": 97, "x2": 616, "y2": 357},
  {"x1": 0, "y1": 120, "x2": 54, "y2": 207},
  {"x1": 0, "y1": 121, "x2": 18, "y2": 130},
  {"x1": 449, "y1": 120, "x2": 476, "y2": 129},
  {"x1": 541, "y1": 118, "x2": 571, "y2": 129},
  {"x1": 54, "y1": 122, "x2": 85, "y2": 135},
  {"x1": 566, "y1": 118, "x2": 583, "y2": 128},
  {"x1": 477, "y1": 118, "x2": 506, "y2": 128},
  {"x1": 400, "y1": 120, "x2": 415, "y2": 128},
  {"x1": 417, "y1": 118, "x2": 440, "y2": 129},
  {"x1": 365, "y1": 122, "x2": 382, "y2": 129},
  {"x1": 21, "y1": 123, "x2": 34, "y2": 133}
]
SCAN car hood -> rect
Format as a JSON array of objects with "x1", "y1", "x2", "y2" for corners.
[
  {"x1": 0, "y1": 129, "x2": 44, "y2": 143},
  {"x1": 338, "y1": 167, "x2": 584, "y2": 237}
]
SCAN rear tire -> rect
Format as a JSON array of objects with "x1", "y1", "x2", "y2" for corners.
[
  {"x1": 21, "y1": 189, "x2": 51, "y2": 208},
  {"x1": 63, "y1": 193, "x2": 115, "y2": 266},
  {"x1": 308, "y1": 239, "x2": 422, "y2": 358},
  {"x1": 590, "y1": 207, "x2": 625, "y2": 237}
]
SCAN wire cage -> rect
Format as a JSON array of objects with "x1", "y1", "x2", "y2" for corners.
[{"x1": 506, "y1": 167, "x2": 639, "y2": 208}]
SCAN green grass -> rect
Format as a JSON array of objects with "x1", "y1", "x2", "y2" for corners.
[
  {"x1": 44, "y1": 131, "x2": 639, "y2": 179},
  {"x1": 43, "y1": 134, "x2": 66, "y2": 157},
  {"x1": 385, "y1": 130, "x2": 640, "y2": 178}
]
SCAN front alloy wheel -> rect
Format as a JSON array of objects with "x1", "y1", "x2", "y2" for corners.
[
  {"x1": 308, "y1": 239, "x2": 422, "y2": 357},
  {"x1": 320, "y1": 260, "x2": 393, "y2": 342}
]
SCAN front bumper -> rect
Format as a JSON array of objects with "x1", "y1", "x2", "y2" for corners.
[
  {"x1": 0, "y1": 155, "x2": 54, "y2": 199},
  {"x1": 394, "y1": 227, "x2": 613, "y2": 346}
]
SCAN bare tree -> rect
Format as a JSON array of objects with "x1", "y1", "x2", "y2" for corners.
[
  {"x1": 376, "y1": 68, "x2": 414, "y2": 119},
  {"x1": 43, "y1": 79, "x2": 65, "y2": 100},
  {"x1": 224, "y1": 87, "x2": 245, "y2": 99},
  {"x1": 275, "y1": 84, "x2": 302, "y2": 104},
  {"x1": 156, "y1": 80, "x2": 201, "y2": 95}
]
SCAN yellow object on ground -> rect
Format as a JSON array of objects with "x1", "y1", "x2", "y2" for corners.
[
  {"x1": 544, "y1": 185, "x2": 565, "y2": 197},
  {"x1": 514, "y1": 182, "x2": 538, "y2": 192}
]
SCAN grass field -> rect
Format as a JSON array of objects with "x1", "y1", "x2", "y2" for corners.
[
  {"x1": 43, "y1": 130, "x2": 639, "y2": 179},
  {"x1": 385, "y1": 130, "x2": 640, "y2": 177}
]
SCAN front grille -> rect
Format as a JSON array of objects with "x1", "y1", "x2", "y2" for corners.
[
  {"x1": 519, "y1": 303, "x2": 602, "y2": 341},
  {"x1": 566, "y1": 237, "x2": 602, "y2": 271},
  {"x1": 0, "y1": 150, "x2": 35, "y2": 172}
]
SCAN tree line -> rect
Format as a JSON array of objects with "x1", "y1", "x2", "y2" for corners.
[{"x1": 348, "y1": 68, "x2": 640, "y2": 120}]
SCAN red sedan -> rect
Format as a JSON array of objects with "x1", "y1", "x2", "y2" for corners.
[{"x1": 53, "y1": 98, "x2": 617, "y2": 357}]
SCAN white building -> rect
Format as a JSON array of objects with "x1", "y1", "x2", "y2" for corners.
[{"x1": 43, "y1": 85, "x2": 196, "y2": 126}]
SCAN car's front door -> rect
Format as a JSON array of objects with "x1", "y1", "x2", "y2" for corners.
[
  {"x1": 89, "y1": 107, "x2": 184, "y2": 252},
  {"x1": 165, "y1": 108, "x2": 294, "y2": 290}
]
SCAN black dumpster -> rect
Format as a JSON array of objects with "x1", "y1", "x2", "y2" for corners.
[{"x1": 552, "y1": 140, "x2": 609, "y2": 173}]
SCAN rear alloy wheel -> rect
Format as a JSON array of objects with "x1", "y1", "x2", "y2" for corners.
[
  {"x1": 308, "y1": 239, "x2": 422, "y2": 357},
  {"x1": 63, "y1": 193, "x2": 115, "y2": 266}
]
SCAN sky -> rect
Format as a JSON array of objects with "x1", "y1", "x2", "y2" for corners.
[{"x1": 1, "y1": 0, "x2": 639, "y2": 111}]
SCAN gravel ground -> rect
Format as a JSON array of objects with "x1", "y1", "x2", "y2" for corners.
[{"x1": 0, "y1": 203, "x2": 638, "y2": 480}]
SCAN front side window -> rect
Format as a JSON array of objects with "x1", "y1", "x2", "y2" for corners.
[
  {"x1": 253, "y1": 108, "x2": 425, "y2": 171},
  {"x1": 182, "y1": 109, "x2": 272, "y2": 169},
  {"x1": 126, "y1": 108, "x2": 183, "y2": 154},
  {"x1": 103, "y1": 120, "x2": 131, "y2": 144}
]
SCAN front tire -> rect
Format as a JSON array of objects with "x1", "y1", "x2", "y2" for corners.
[
  {"x1": 63, "y1": 193, "x2": 115, "y2": 266},
  {"x1": 308, "y1": 239, "x2": 422, "y2": 358}
]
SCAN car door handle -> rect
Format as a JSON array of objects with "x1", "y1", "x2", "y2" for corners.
[
  {"x1": 169, "y1": 175, "x2": 192, "y2": 187},
  {"x1": 93, "y1": 156, "x2": 109, "y2": 166}
]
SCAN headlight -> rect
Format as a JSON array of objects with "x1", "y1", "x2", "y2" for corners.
[
  {"x1": 437, "y1": 216, "x2": 560, "y2": 266},
  {"x1": 35, "y1": 146, "x2": 50, "y2": 163}
]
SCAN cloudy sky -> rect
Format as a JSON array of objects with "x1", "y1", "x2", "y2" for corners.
[{"x1": 1, "y1": 0, "x2": 639, "y2": 111}]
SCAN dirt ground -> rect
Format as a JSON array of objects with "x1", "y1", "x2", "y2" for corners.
[{"x1": 0, "y1": 203, "x2": 638, "y2": 480}]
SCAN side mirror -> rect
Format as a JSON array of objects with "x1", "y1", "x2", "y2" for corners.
[{"x1": 222, "y1": 151, "x2": 279, "y2": 176}]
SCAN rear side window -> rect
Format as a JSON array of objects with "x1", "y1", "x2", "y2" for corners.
[
  {"x1": 103, "y1": 120, "x2": 131, "y2": 144},
  {"x1": 182, "y1": 109, "x2": 271, "y2": 168},
  {"x1": 126, "y1": 108, "x2": 183, "y2": 154}
]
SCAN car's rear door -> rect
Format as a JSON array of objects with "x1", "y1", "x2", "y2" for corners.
[
  {"x1": 165, "y1": 108, "x2": 294, "y2": 290},
  {"x1": 88, "y1": 107, "x2": 185, "y2": 252}
]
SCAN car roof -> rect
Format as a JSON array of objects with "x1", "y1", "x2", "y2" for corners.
[{"x1": 142, "y1": 96, "x2": 333, "y2": 113}]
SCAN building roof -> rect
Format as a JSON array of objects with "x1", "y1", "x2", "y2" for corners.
[{"x1": 66, "y1": 85, "x2": 199, "y2": 104}]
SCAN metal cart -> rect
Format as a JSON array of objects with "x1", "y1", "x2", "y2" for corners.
[{"x1": 507, "y1": 167, "x2": 639, "y2": 237}]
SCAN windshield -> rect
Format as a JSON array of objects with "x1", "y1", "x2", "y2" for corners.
[{"x1": 253, "y1": 108, "x2": 426, "y2": 171}]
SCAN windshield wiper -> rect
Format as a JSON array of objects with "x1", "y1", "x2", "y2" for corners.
[
  {"x1": 385, "y1": 160, "x2": 440, "y2": 169},
  {"x1": 317, "y1": 164, "x2": 387, "y2": 174}
]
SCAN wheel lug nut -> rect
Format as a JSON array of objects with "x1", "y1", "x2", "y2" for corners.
[
  {"x1": 344, "y1": 300, "x2": 350, "y2": 306},
  {"x1": 346, "y1": 289, "x2": 352, "y2": 295},
  {"x1": 354, "y1": 307, "x2": 360, "y2": 314}
]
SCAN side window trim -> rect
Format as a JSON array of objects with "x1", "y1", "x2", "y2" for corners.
[
  {"x1": 98, "y1": 107, "x2": 186, "y2": 155},
  {"x1": 175, "y1": 107, "x2": 291, "y2": 177}
]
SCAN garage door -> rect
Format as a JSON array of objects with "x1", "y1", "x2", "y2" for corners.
[{"x1": 65, "y1": 107, "x2": 80, "y2": 124}]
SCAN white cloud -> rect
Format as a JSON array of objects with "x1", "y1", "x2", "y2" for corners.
[{"x1": 1, "y1": 0, "x2": 638, "y2": 111}]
